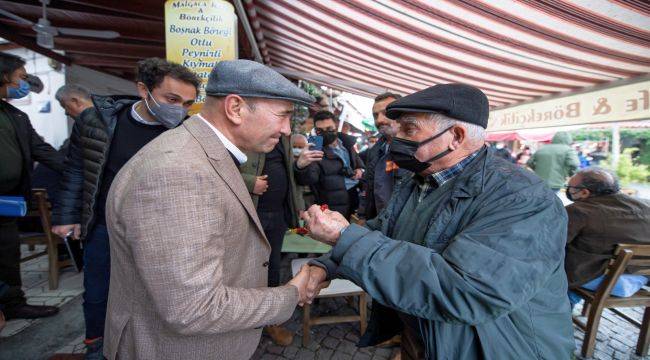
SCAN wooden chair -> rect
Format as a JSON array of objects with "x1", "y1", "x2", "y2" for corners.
[
  {"x1": 572, "y1": 244, "x2": 650, "y2": 358},
  {"x1": 19, "y1": 189, "x2": 71, "y2": 290},
  {"x1": 291, "y1": 258, "x2": 367, "y2": 346}
]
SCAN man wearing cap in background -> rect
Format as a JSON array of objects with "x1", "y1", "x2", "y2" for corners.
[
  {"x1": 302, "y1": 83, "x2": 575, "y2": 359},
  {"x1": 103, "y1": 60, "x2": 314, "y2": 360}
]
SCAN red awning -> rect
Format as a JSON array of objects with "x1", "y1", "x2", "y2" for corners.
[{"x1": 244, "y1": 0, "x2": 650, "y2": 108}]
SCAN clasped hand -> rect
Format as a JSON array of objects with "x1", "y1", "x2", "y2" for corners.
[
  {"x1": 300, "y1": 204, "x2": 350, "y2": 246},
  {"x1": 288, "y1": 265, "x2": 330, "y2": 306},
  {"x1": 286, "y1": 205, "x2": 352, "y2": 305}
]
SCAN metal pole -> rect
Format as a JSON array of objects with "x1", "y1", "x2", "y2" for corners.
[
  {"x1": 233, "y1": 0, "x2": 263, "y2": 63},
  {"x1": 611, "y1": 123, "x2": 620, "y2": 168}
]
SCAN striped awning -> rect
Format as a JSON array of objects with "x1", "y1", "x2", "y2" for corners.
[{"x1": 244, "y1": 0, "x2": 650, "y2": 109}]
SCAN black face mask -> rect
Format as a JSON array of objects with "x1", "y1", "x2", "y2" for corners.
[
  {"x1": 389, "y1": 126, "x2": 454, "y2": 173},
  {"x1": 566, "y1": 185, "x2": 592, "y2": 201},
  {"x1": 318, "y1": 130, "x2": 338, "y2": 146},
  {"x1": 565, "y1": 186, "x2": 575, "y2": 201}
]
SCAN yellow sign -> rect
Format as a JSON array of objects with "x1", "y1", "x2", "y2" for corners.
[
  {"x1": 487, "y1": 80, "x2": 650, "y2": 132},
  {"x1": 165, "y1": 0, "x2": 238, "y2": 111}
]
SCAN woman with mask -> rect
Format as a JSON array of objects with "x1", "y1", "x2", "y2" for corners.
[
  {"x1": 0, "y1": 52, "x2": 65, "y2": 323},
  {"x1": 50, "y1": 57, "x2": 200, "y2": 359}
]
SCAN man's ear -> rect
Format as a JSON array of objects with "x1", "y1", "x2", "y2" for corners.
[
  {"x1": 135, "y1": 82, "x2": 149, "y2": 100},
  {"x1": 223, "y1": 94, "x2": 245, "y2": 125},
  {"x1": 449, "y1": 126, "x2": 466, "y2": 150}
]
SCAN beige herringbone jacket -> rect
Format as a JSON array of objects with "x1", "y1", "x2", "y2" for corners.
[{"x1": 103, "y1": 116, "x2": 298, "y2": 360}]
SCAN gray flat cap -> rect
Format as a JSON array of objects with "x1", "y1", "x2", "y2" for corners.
[{"x1": 205, "y1": 60, "x2": 315, "y2": 106}]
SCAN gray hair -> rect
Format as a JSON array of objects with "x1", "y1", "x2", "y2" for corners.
[
  {"x1": 428, "y1": 112, "x2": 486, "y2": 145},
  {"x1": 576, "y1": 167, "x2": 620, "y2": 196},
  {"x1": 290, "y1": 133, "x2": 307, "y2": 146},
  {"x1": 55, "y1": 84, "x2": 91, "y2": 103}
]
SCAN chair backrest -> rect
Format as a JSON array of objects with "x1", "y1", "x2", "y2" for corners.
[
  {"x1": 591, "y1": 244, "x2": 650, "y2": 302},
  {"x1": 617, "y1": 244, "x2": 650, "y2": 276},
  {"x1": 591, "y1": 247, "x2": 634, "y2": 302},
  {"x1": 31, "y1": 189, "x2": 56, "y2": 243}
]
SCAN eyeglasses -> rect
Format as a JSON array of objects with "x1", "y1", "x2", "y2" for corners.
[
  {"x1": 315, "y1": 128, "x2": 335, "y2": 134},
  {"x1": 566, "y1": 185, "x2": 588, "y2": 192}
]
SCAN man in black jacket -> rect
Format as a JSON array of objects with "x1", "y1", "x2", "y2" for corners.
[
  {"x1": 295, "y1": 111, "x2": 364, "y2": 219},
  {"x1": 358, "y1": 92, "x2": 410, "y2": 222},
  {"x1": 51, "y1": 58, "x2": 199, "y2": 359},
  {"x1": 32, "y1": 84, "x2": 94, "y2": 206},
  {"x1": 0, "y1": 52, "x2": 65, "y2": 320}
]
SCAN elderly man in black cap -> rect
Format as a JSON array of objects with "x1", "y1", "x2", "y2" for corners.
[
  {"x1": 103, "y1": 60, "x2": 315, "y2": 360},
  {"x1": 302, "y1": 84, "x2": 574, "y2": 359}
]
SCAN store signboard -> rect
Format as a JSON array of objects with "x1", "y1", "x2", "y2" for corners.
[
  {"x1": 165, "y1": 0, "x2": 237, "y2": 112},
  {"x1": 488, "y1": 80, "x2": 650, "y2": 132}
]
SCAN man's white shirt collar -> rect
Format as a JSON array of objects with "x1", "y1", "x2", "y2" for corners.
[{"x1": 196, "y1": 113, "x2": 247, "y2": 165}]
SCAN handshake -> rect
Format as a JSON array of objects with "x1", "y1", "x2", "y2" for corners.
[
  {"x1": 286, "y1": 204, "x2": 353, "y2": 306},
  {"x1": 287, "y1": 265, "x2": 330, "y2": 306}
]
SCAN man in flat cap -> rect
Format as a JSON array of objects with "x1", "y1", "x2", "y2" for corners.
[
  {"x1": 302, "y1": 84, "x2": 574, "y2": 359},
  {"x1": 103, "y1": 60, "x2": 314, "y2": 360}
]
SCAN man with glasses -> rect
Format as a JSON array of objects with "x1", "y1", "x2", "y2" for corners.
[{"x1": 565, "y1": 167, "x2": 650, "y2": 308}]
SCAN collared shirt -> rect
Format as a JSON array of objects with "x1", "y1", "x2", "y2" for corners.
[
  {"x1": 131, "y1": 101, "x2": 161, "y2": 126},
  {"x1": 196, "y1": 113, "x2": 247, "y2": 165},
  {"x1": 414, "y1": 148, "x2": 482, "y2": 201}
]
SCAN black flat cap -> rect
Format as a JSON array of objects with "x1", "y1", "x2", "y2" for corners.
[
  {"x1": 386, "y1": 83, "x2": 489, "y2": 128},
  {"x1": 25, "y1": 74, "x2": 43, "y2": 94},
  {"x1": 205, "y1": 60, "x2": 315, "y2": 106}
]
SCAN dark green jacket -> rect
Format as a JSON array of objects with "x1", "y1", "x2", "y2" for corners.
[
  {"x1": 0, "y1": 100, "x2": 65, "y2": 201},
  {"x1": 527, "y1": 132, "x2": 579, "y2": 189},
  {"x1": 51, "y1": 95, "x2": 140, "y2": 238},
  {"x1": 239, "y1": 135, "x2": 304, "y2": 228},
  {"x1": 314, "y1": 147, "x2": 574, "y2": 359}
]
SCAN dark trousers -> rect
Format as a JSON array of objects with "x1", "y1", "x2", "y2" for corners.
[
  {"x1": 0, "y1": 217, "x2": 26, "y2": 307},
  {"x1": 83, "y1": 223, "x2": 111, "y2": 339},
  {"x1": 258, "y1": 211, "x2": 288, "y2": 287}
]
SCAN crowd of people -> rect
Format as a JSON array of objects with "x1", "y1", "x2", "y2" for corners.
[{"x1": 0, "y1": 51, "x2": 649, "y2": 360}]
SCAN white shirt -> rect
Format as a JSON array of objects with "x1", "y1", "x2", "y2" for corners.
[
  {"x1": 196, "y1": 113, "x2": 247, "y2": 165},
  {"x1": 131, "y1": 101, "x2": 161, "y2": 126}
]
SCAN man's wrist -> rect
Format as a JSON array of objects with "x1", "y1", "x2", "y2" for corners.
[
  {"x1": 339, "y1": 225, "x2": 349, "y2": 239},
  {"x1": 331, "y1": 224, "x2": 369, "y2": 263}
]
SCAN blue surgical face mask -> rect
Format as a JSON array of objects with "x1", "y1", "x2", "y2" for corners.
[{"x1": 6, "y1": 80, "x2": 30, "y2": 99}]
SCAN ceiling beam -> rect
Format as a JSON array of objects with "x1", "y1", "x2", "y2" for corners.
[
  {"x1": 0, "y1": 42, "x2": 21, "y2": 51},
  {"x1": 71, "y1": 57, "x2": 136, "y2": 69},
  {"x1": 57, "y1": 0, "x2": 163, "y2": 21},
  {"x1": 0, "y1": 26, "x2": 71, "y2": 65},
  {"x1": 0, "y1": 1, "x2": 164, "y2": 42},
  {"x1": 53, "y1": 38, "x2": 164, "y2": 59}
]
